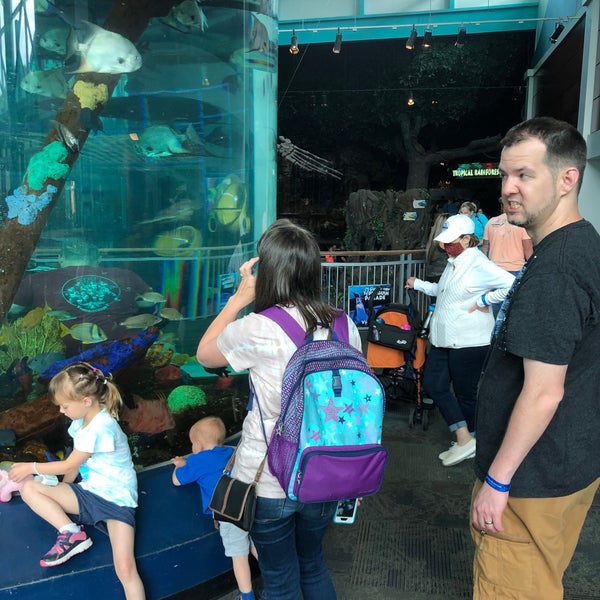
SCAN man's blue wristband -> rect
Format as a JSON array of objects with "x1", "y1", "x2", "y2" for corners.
[
  {"x1": 481, "y1": 294, "x2": 489, "y2": 307},
  {"x1": 485, "y1": 473, "x2": 511, "y2": 492}
]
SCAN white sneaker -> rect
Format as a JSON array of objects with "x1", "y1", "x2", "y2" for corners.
[
  {"x1": 442, "y1": 437, "x2": 476, "y2": 467},
  {"x1": 439, "y1": 439, "x2": 476, "y2": 461},
  {"x1": 438, "y1": 442, "x2": 457, "y2": 461}
]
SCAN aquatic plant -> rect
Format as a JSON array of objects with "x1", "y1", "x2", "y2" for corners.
[
  {"x1": 0, "y1": 313, "x2": 65, "y2": 372},
  {"x1": 25, "y1": 141, "x2": 70, "y2": 191},
  {"x1": 167, "y1": 385, "x2": 206, "y2": 414}
]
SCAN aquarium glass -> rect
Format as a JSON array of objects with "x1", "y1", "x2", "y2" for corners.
[{"x1": 0, "y1": 0, "x2": 278, "y2": 466}]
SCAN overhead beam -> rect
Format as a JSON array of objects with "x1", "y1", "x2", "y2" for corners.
[{"x1": 278, "y1": 4, "x2": 549, "y2": 44}]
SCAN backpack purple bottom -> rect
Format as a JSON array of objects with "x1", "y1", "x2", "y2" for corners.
[{"x1": 293, "y1": 444, "x2": 388, "y2": 503}]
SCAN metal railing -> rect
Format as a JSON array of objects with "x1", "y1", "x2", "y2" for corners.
[{"x1": 321, "y1": 250, "x2": 427, "y2": 315}]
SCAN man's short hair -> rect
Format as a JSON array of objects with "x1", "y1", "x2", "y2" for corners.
[{"x1": 501, "y1": 117, "x2": 587, "y2": 190}]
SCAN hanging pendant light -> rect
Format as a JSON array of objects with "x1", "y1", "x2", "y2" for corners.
[
  {"x1": 290, "y1": 30, "x2": 299, "y2": 54},
  {"x1": 333, "y1": 27, "x2": 342, "y2": 54},
  {"x1": 423, "y1": 28, "x2": 433, "y2": 48},
  {"x1": 406, "y1": 26, "x2": 417, "y2": 50}
]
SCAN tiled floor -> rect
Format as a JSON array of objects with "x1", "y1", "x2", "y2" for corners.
[{"x1": 176, "y1": 402, "x2": 600, "y2": 600}]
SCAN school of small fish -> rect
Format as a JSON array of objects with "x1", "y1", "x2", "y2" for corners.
[{"x1": 10, "y1": 0, "x2": 279, "y2": 388}]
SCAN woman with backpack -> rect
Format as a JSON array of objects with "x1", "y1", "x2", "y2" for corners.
[{"x1": 196, "y1": 219, "x2": 362, "y2": 600}]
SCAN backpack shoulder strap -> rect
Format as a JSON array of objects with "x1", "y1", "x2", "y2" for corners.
[
  {"x1": 260, "y1": 306, "x2": 305, "y2": 347},
  {"x1": 332, "y1": 310, "x2": 349, "y2": 343},
  {"x1": 260, "y1": 306, "x2": 349, "y2": 346}
]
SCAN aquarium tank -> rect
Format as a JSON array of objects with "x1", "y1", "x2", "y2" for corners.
[{"x1": 0, "y1": 0, "x2": 278, "y2": 467}]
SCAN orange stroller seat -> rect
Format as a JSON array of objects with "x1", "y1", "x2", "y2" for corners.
[{"x1": 366, "y1": 292, "x2": 432, "y2": 429}]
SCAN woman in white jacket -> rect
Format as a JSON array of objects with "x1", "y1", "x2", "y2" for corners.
[{"x1": 406, "y1": 214, "x2": 515, "y2": 467}]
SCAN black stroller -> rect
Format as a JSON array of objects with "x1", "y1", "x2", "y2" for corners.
[{"x1": 366, "y1": 289, "x2": 433, "y2": 430}]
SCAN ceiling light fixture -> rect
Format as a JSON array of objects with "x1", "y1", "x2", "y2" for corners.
[
  {"x1": 455, "y1": 26, "x2": 467, "y2": 47},
  {"x1": 290, "y1": 30, "x2": 299, "y2": 54},
  {"x1": 333, "y1": 27, "x2": 342, "y2": 54},
  {"x1": 549, "y1": 22, "x2": 565, "y2": 43},
  {"x1": 406, "y1": 26, "x2": 417, "y2": 50},
  {"x1": 423, "y1": 27, "x2": 433, "y2": 48}
]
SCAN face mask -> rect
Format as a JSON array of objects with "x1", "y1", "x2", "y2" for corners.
[{"x1": 443, "y1": 241, "x2": 465, "y2": 257}]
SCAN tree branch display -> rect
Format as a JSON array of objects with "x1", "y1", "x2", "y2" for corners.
[
  {"x1": 278, "y1": 31, "x2": 532, "y2": 192},
  {"x1": 0, "y1": 0, "x2": 178, "y2": 322}
]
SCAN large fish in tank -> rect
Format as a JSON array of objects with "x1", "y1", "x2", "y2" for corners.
[
  {"x1": 20, "y1": 68, "x2": 69, "y2": 99},
  {"x1": 160, "y1": 0, "x2": 208, "y2": 33},
  {"x1": 39, "y1": 27, "x2": 76, "y2": 57},
  {"x1": 69, "y1": 21, "x2": 142, "y2": 74},
  {"x1": 133, "y1": 124, "x2": 201, "y2": 158}
]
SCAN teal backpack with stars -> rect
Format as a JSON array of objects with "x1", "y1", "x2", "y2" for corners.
[{"x1": 261, "y1": 306, "x2": 388, "y2": 503}]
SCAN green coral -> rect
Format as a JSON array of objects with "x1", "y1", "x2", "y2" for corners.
[
  {"x1": 0, "y1": 313, "x2": 65, "y2": 371},
  {"x1": 25, "y1": 141, "x2": 70, "y2": 191},
  {"x1": 167, "y1": 385, "x2": 207, "y2": 414}
]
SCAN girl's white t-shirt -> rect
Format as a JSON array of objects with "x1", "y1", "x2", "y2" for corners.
[{"x1": 69, "y1": 408, "x2": 138, "y2": 507}]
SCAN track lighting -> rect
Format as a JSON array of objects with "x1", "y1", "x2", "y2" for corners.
[
  {"x1": 455, "y1": 26, "x2": 467, "y2": 48},
  {"x1": 290, "y1": 30, "x2": 299, "y2": 54},
  {"x1": 423, "y1": 28, "x2": 433, "y2": 48},
  {"x1": 333, "y1": 27, "x2": 342, "y2": 54},
  {"x1": 406, "y1": 26, "x2": 417, "y2": 50},
  {"x1": 549, "y1": 22, "x2": 565, "y2": 43}
]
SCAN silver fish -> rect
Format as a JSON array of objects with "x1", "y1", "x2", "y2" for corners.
[
  {"x1": 71, "y1": 21, "x2": 142, "y2": 75},
  {"x1": 160, "y1": 0, "x2": 208, "y2": 33},
  {"x1": 172, "y1": 0, "x2": 207, "y2": 30},
  {"x1": 40, "y1": 27, "x2": 75, "y2": 57},
  {"x1": 135, "y1": 124, "x2": 200, "y2": 158},
  {"x1": 248, "y1": 14, "x2": 270, "y2": 53},
  {"x1": 136, "y1": 291, "x2": 167, "y2": 304},
  {"x1": 20, "y1": 69, "x2": 69, "y2": 99},
  {"x1": 50, "y1": 120, "x2": 79, "y2": 153},
  {"x1": 120, "y1": 314, "x2": 163, "y2": 329},
  {"x1": 159, "y1": 307, "x2": 183, "y2": 320},
  {"x1": 62, "y1": 322, "x2": 108, "y2": 344}
]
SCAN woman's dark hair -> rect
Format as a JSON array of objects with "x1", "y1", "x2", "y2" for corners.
[{"x1": 254, "y1": 219, "x2": 337, "y2": 334}]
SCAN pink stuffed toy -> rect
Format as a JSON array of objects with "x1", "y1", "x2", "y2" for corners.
[{"x1": 0, "y1": 469, "x2": 31, "y2": 502}]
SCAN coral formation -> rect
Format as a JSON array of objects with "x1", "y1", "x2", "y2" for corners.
[
  {"x1": 5, "y1": 184, "x2": 57, "y2": 225},
  {"x1": 155, "y1": 364, "x2": 183, "y2": 385},
  {"x1": 41, "y1": 326, "x2": 159, "y2": 380},
  {"x1": 121, "y1": 394, "x2": 175, "y2": 434},
  {"x1": 73, "y1": 80, "x2": 108, "y2": 110},
  {"x1": 167, "y1": 385, "x2": 206, "y2": 414},
  {"x1": 25, "y1": 141, "x2": 70, "y2": 190},
  {"x1": 144, "y1": 343, "x2": 175, "y2": 367}
]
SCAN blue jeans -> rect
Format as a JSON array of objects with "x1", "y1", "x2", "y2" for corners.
[
  {"x1": 250, "y1": 496, "x2": 337, "y2": 600},
  {"x1": 423, "y1": 345, "x2": 489, "y2": 432}
]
